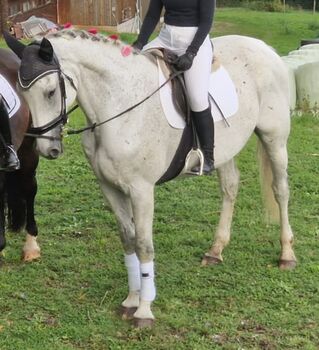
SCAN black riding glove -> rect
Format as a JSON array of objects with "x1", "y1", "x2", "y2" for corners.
[
  {"x1": 131, "y1": 40, "x2": 144, "y2": 54},
  {"x1": 174, "y1": 51, "x2": 196, "y2": 72}
]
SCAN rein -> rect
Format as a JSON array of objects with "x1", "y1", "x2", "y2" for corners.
[
  {"x1": 23, "y1": 48, "x2": 186, "y2": 141},
  {"x1": 26, "y1": 69, "x2": 184, "y2": 140},
  {"x1": 67, "y1": 70, "x2": 183, "y2": 135}
]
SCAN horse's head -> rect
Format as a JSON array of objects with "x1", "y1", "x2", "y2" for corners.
[{"x1": 4, "y1": 32, "x2": 77, "y2": 159}]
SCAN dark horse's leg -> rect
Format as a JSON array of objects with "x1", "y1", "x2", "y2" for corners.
[
  {"x1": 6, "y1": 136, "x2": 40, "y2": 261},
  {"x1": 0, "y1": 172, "x2": 6, "y2": 255}
]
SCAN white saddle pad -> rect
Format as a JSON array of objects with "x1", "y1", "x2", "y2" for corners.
[
  {"x1": 158, "y1": 63, "x2": 239, "y2": 129},
  {"x1": 0, "y1": 74, "x2": 21, "y2": 118}
]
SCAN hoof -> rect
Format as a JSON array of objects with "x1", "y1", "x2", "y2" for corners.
[
  {"x1": 133, "y1": 317, "x2": 155, "y2": 328},
  {"x1": 201, "y1": 254, "x2": 222, "y2": 266},
  {"x1": 119, "y1": 306, "x2": 138, "y2": 320},
  {"x1": 22, "y1": 250, "x2": 41, "y2": 262},
  {"x1": 279, "y1": 259, "x2": 297, "y2": 270}
]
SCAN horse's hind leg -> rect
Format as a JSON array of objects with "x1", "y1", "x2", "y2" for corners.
[
  {"x1": 202, "y1": 159, "x2": 240, "y2": 265},
  {"x1": 256, "y1": 131, "x2": 297, "y2": 270}
]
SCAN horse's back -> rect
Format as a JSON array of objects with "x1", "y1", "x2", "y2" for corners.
[
  {"x1": 209, "y1": 35, "x2": 290, "y2": 166},
  {"x1": 212, "y1": 35, "x2": 289, "y2": 98},
  {"x1": 212, "y1": 35, "x2": 283, "y2": 65}
]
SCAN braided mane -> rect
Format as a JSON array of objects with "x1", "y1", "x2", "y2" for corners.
[{"x1": 46, "y1": 29, "x2": 124, "y2": 47}]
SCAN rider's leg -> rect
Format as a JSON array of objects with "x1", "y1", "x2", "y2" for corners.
[
  {"x1": 0, "y1": 98, "x2": 20, "y2": 171},
  {"x1": 191, "y1": 108, "x2": 215, "y2": 174},
  {"x1": 183, "y1": 37, "x2": 215, "y2": 175}
]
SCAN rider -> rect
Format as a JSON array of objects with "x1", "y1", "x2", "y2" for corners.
[
  {"x1": 133, "y1": 0, "x2": 216, "y2": 175},
  {"x1": 0, "y1": 96, "x2": 20, "y2": 171}
]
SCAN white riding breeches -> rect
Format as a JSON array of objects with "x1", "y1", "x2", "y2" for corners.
[{"x1": 143, "y1": 24, "x2": 213, "y2": 112}]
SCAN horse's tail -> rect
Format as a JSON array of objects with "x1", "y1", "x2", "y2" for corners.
[
  {"x1": 257, "y1": 139, "x2": 280, "y2": 224},
  {"x1": 5, "y1": 173, "x2": 26, "y2": 232}
]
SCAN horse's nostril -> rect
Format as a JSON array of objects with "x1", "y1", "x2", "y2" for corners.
[{"x1": 49, "y1": 148, "x2": 60, "y2": 159}]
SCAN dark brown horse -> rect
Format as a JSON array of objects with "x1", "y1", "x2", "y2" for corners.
[{"x1": 0, "y1": 47, "x2": 40, "y2": 261}]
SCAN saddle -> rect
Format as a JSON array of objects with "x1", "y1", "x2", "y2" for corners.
[
  {"x1": 144, "y1": 48, "x2": 221, "y2": 125},
  {"x1": 144, "y1": 48, "x2": 192, "y2": 124},
  {"x1": 0, "y1": 74, "x2": 21, "y2": 118}
]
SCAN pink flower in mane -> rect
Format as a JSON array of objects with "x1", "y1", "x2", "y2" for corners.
[
  {"x1": 121, "y1": 45, "x2": 133, "y2": 57},
  {"x1": 63, "y1": 22, "x2": 72, "y2": 29},
  {"x1": 88, "y1": 28, "x2": 98, "y2": 35},
  {"x1": 108, "y1": 34, "x2": 119, "y2": 41}
]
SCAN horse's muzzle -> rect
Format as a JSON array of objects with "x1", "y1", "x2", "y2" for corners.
[
  {"x1": 48, "y1": 147, "x2": 61, "y2": 159},
  {"x1": 36, "y1": 139, "x2": 63, "y2": 160}
]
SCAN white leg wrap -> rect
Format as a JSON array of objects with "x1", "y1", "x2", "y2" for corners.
[
  {"x1": 140, "y1": 261, "x2": 156, "y2": 302},
  {"x1": 124, "y1": 253, "x2": 141, "y2": 292}
]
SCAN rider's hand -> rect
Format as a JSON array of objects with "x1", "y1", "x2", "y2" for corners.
[
  {"x1": 174, "y1": 51, "x2": 196, "y2": 72},
  {"x1": 131, "y1": 40, "x2": 144, "y2": 54}
]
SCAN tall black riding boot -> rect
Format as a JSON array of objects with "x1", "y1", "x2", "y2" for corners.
[
  {"x1": 191, "y1": 107, "x2": 215, "y2": 175},
  {"x1": 0, "y1": 99, "x2": 20, "y2": 171}
]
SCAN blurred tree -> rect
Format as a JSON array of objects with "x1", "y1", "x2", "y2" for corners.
[{"x1": 0, "y1": 0, "x2": 9, "y2": 33}]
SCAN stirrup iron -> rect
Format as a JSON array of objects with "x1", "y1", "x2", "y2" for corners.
[{"x1": 184, "y1": 148, "x2": 204, "y2": 176}]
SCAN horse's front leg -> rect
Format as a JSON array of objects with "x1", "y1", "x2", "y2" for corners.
[
  {"x1": 97, "y1": 182, "x2": 141, "y2": 318},
  {"x1": 17, "y1": 145, "x2": 40, "y2": 262},
  {"x1": 0, "y1": 177, "x2": 6, "y2": 255},
  {"x1": 202, "y1": 159, "x2": 240, "y2": 265},
  {"x1": 129, "y1": 182, "x2": 156, "y2": 327},
  {"x1": 22, "y1": 172, "x2": 40, "y2": 262}
]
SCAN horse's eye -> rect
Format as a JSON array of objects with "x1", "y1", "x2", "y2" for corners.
[{"x1": 48, "y1": 89, "x2": 56, "y2": 98}]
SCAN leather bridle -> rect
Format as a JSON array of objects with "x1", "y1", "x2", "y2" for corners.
[{"x1": 19, "y1": 54, "x2": 78, "y2": 140}]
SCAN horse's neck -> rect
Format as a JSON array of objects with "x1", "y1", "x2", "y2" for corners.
[{"x1": 53, "y1": 37, "x2": 158, "y2": 125}]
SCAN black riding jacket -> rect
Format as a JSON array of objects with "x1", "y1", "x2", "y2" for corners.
[{"x1": 138, "y1": 0, "x2": 215, "y2": 54}]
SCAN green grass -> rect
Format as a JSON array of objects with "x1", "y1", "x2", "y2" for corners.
[
  {"x1": 0, "y1": 8, "x2": 319, "y2": 350},
  {"x1": 1, "y1": 112, "x2": 318, "y2": 350},
  {"x1": 214, "y1": 8, "x2": 319, "y2": 55}
]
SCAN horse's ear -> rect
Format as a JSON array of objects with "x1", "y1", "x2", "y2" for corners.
[
  {"x1": 3, "y1": 31, "x2": 26, "y2": 59},
  {"x1": 39, "y1": 37, "x2": 54, "y2": 62}
]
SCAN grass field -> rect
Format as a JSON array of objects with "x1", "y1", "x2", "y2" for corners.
[
  {"x1": 214, "y1": 8, "x2": 319, "y2": 55},
  {"x1": 0, "y1": 8, "x2": 319, "y2": 350}
]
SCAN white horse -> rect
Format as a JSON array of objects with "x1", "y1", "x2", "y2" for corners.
[{"x1": 5, "y1": 30, "x2": 296, "y2": 327}]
